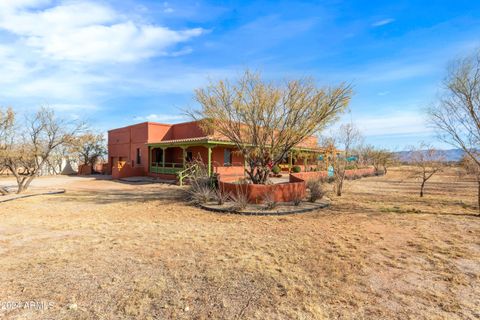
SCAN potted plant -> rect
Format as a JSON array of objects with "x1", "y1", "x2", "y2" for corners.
[{"x1": 271, "y1": 165, "x2": 282, "y2": 177}]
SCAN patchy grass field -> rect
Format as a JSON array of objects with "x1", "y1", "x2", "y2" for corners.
[{"x1": 0, "y1": 167, "x2": 479, "y2": 319}]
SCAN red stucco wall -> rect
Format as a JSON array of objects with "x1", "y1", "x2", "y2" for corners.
[
  {"x1": 108, "y1": 120, "x2": 321, "y2": 180},
  {"x1": 290, "y1": 167, "x2": 376, "y2": 181},
  {"x1": 219, "y1": 179, "x2": 306, "y2": 204},
  {"x1": 108, "y1": 122, "x2": 152, "y2": 177}
]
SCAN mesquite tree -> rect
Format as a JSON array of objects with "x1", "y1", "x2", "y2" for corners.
[
  {"x1": 361, "y1": 145, "x2": 395, "y2": 175},
  {"x1": 0, "y1": 107, "x2": 14, "y2": 195},
  {"x1": 0, "y1": 107, "x2": 82, "y2": 194},
  {"x1": 428, "y1": 50, "x2": 480, "y2": 214},
  {"x1": 330, "y1": 124, "x2": 363, "y2": 196},
  {"x1": 460, "y1": 155, "x2": 480, "y2": 212},
  {"x1": 68, "y1": 132, "x2": 106, "y2": 167},
  {"x1": 408, "y1": 144, "x2": 444, "y2": 197},
  {"x1": 191, "y1": 71, "x2": 352, "y2": 184}
]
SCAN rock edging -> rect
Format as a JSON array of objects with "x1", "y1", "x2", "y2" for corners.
[{"x1": 0, "y1": 189, "x2": 66, "y2": 203}]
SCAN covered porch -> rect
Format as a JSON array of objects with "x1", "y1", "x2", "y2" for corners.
[
  {"x1": 147, "y1": 138, "x2": 337, "y2": 181},
  {"x1": 147, "y1": 138, "x2": 245, "y2": 180}
]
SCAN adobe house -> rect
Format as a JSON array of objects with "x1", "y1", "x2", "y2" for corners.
[{"x1": 108, "y1": 120, "x2": 332, "y2": 181}]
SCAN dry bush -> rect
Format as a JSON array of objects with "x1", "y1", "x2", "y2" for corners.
[
  {"x1": 187, "y1": 176, "x2": 213, "y2": 205},
  {"x1": 262, "y1": 192, "x2": 277, "y2": 210},
  {"x1": 291, "y1": 190, "x2": 303, "y2": 206},
  {"x1": 214, "y1": 187, "x2": 230, "y2": 205},
  {"x1": 230, "y1": 185, "x2": 249, "y2": 211},
  {"x1": 307, "y1": 179, "x2": 325, "y2": 202}
]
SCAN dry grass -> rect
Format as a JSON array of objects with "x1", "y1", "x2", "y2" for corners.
[{"x1": 0, "y1": 167, "x2": 479, "y2": 319}]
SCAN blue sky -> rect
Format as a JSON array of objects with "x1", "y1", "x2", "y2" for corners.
[{"x1": 0, "y1": 0, "x2": 479, "y2": 150}]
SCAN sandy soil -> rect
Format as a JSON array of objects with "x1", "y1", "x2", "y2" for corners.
[{"x1": 0, "y1": 167, "x2": 479, "y2": 319}]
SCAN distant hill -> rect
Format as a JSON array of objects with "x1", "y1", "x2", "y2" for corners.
[{"x1": 395, "y1": 149, "x2": 465, "y2": 163}]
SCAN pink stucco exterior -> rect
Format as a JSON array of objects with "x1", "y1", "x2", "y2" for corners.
[{"x1": 108, "y1": 120, "x2": 323, "y2": 180}]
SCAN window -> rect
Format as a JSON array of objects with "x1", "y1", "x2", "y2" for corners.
[
  {"x1": 224, "y1": 148, "x2": 232, "y2": 166},
  {"x1": 136, "y1": 148, "x2": 141, "y2": 165}
]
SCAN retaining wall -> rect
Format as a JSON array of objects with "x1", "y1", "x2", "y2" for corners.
[
  {"x1": 290, "y1": 167, "x2": 376, "y2": 181},
  {"x1": 219, "y1": 179, "x2": 306, "y2": 204},
  {"x1": 112, "y1": 163, "x2": 145, "y2": 179},
  {"x1": 219, "y1": 167, "x2": 376, "y2": 204}
]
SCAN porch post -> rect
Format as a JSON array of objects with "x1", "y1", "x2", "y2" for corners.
[
  {"x1": 207, "y1": 146, "x2": 212, "y2": 177},
  {"x1": 161, "y1": 147, "x2": 166, "y2": 171},
  {"x1": 181, "y1": 146, "x2": 187, "y2": 169},
  {"x1": 304, "y1": 154, "x2": 308, "y2": 171}
]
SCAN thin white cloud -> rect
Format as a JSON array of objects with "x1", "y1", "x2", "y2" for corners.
[
  {"x1": 0, "y1": 1, "x2": 204, "y2": 63},
  {"x1": 334, "y1": 110, "x2": 432, "y2": 138},
  {"x1": 50, "y1": 103, "x2": 98, "y2": 111},
  {"x1": 0, "y1": 0, "x2": 210, "y2": 113},
  {"x1": 372, "y1": 18, "x2": 395, "y2": 27},
  {"x1": 134, "y1": 114, "x2": 187, "y2": 123}
]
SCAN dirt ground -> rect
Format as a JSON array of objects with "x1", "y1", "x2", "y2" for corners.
[{"x1": 0, "y1": 167, "x2": 479, "y2": 319}]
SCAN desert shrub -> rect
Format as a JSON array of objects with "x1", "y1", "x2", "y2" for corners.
[
  {"x1": 262, "y1": 192, "x2": 277, "y2": 210},
  {"x1": 326, "y1": 176, "x2": 335, "y2": 183},
  {"x1": 187, "y1": 177, "x2": 213, "y2": 204},
  {"x1": 271, "y1": 165, "x2": 281, "y2": 174},
  {"x1": 230, "y1": 185, "x2": 249, "y2": 211},
  {"x1": 306, "y1": 179, "x2": 324, "y2": 202},
  {"x1": 348, "y1": 173, "x2": 361, "y2": 180},
  {"x1": 291, "y1": 190, "x2": 303, "y2": 206},
  {"x1": 214, "y1": 188, "x2": 230, "y2": 205},
  {"x1": 292, "y1": 165, "x2": 301, "y2": 173}
]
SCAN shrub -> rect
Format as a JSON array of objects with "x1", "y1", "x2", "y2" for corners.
[
  {"x1": 214, "y1": 188, "x2": 230, "y2": 205},
  {"x1": 271, "y1": 165, "x2": 281, "y2": 174},
  {"x1": 262, "y1": 192, "x2": 277, "y2": 210},
  {"x1": 306, "y1": 179, "x2": 324, "y2": 202},
  {"x1": 291, "y1": 190, "x2": 303, "y2": 206},
  {"x1": 187, "y1": 177, "x2": 213, "y2": 204},
  {"x1": 292, "y1": 165, "x2": 301, "y2": 173},
  {"x1": 326, "y1": 176, "x2": 335, "y2": 183},
  {"x1": 230, "y1": 185, "x2": 249, "y2": 211}
]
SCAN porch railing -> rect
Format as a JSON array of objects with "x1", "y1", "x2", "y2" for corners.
[
  {"x1": 177, "y1": 163, "x2": 199, "y2": 186},
  {"x1": 150, "y1": 162, "x2": 184, "y2": 175}
]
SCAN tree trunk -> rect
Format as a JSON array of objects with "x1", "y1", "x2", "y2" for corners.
[
  {"x1": 420, "y1": 180, "x2": 425, "y2": 197},
  {"x1": 336, "y1": 177, "x2": 344, "y2": 196},
  {"x1": 477, "y1": 179, "x2": 480, "y2": 216},
  {"x1": 0, "y1": 186, "x2": 9, "y2": 195},
  {"x1": 17, "y1": 182, "x2": 26, "y2": 194},
  {"x1": 16, "y1": 175, "x2": 36, "y2": 194},
  {"x1": 247, "y1": 165, "x2": 270, "y2": 184}
]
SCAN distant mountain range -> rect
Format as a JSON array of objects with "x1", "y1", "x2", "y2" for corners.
[{"x1": 394, "y1": 149, "x2": 465, "y2": 162}]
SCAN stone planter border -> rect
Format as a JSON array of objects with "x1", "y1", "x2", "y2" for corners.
[
  {"x1": 199, "y1": 200, "x2": 330, "y2": 216},
  {"x1": 0, "y1": 189, "x2": 66, "y2": 203}
]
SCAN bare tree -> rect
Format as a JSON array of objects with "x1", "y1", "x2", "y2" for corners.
[
  {"x1": 68, "y1": 132, "x2": 106, "y2": 168},
  {"x1": 190, "y1": 70, "x2": 352, "y2": 184},
  {"x1": 427, "y1": 50, "x2": 480, "y2": 214},
  {"x1": 459, "y1": 155, "x2": 480, "y2": 212},
  {"x1": 361, "y1": 145, "x2": 395, "y2": 175},
  {"x1": 331, "y1": 123, "x2": 363, "y2": 196},
  {"x1": 2, "y1": 107, "x2": 83, "y2": 193},
  {"x1": 408, "y1": 144, "x2": 444, "y2": 197},
  {"x1": 0, "y1": 107, "x2": 15, "y2": 195}
]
